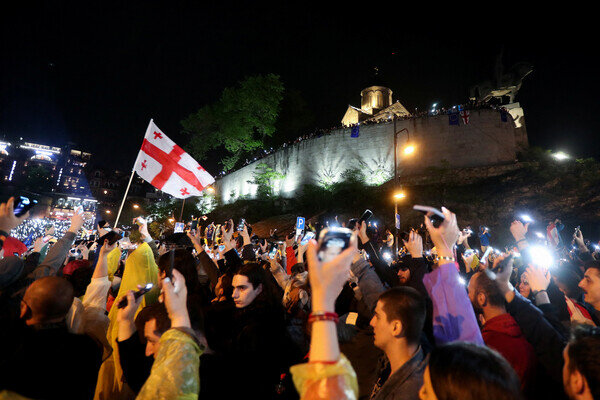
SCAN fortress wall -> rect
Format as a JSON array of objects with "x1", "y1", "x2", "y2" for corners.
[{"x1": 216, "y1": 109, "x2": 522, "y2": 203}]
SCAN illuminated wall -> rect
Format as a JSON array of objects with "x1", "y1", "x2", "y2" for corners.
[{"x1": 216, "y1": 109, "x2": 525, "y2": 203}]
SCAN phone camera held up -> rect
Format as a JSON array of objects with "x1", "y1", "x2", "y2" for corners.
[
  {"x1": 317, "y1": 227, "x2": 353, "y2": 263},
  {"x1": 14, "y1": 196, "x2": 38, "y2": 217}
]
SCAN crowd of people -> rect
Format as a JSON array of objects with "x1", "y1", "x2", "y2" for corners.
[
  {"x1": 9, "y1": 216, "x2": 96, "y2": 245},
  {"x1": 1, "y1": 194, "x2": 600, "y2": 399},
  {"x1": 219, "y1": 102, "x2": 513, "y2": 177}
]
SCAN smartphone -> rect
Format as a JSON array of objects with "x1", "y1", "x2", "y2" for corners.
[
  {"x1": 269, "y1": 243, "x2": 278, "y2": 259},
  {"x1": 224, "y1": 220, "x2": 232, "y2": 232},
  {"x1": 218, "y1": 244, "x2": 225, "y2": 252},
  {"x1": 301, "y1": 231, "x2": 315, "y2": 245},
  {"x1": 317, "y1": 227, "x2": 353, "y2": 263},
  {"x1": 116, "y1": 283, "x2": 154, "y2": 309},
  {"x1": 174, "y1": 222, "x2": 185, "y2": 233},
  {"x1": 88, "y1": 234, "x2": 96, "y2": 242},
  {"x1": 14, "y1": 196, "x2": 38, "y2": 217},
  {"x1": 237, "y1": 218, "x2": 246, "y2": 232},
  {"x1": 74, "y1": 205, "x2": 84, "y2": 215},
  {"x1": 480, "y1": 247, "x2": 493, "y2": 264},
  {"x1": 97, "y1": 231, "x2": 121, "y2": 246},
  {"x1": 413, "y1": 205, "x2": 445, "y2": 228},
  {"x1": 347, "y1": 209, "x2": 373, "y2": 230}
]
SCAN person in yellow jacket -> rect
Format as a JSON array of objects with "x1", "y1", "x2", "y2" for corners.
[
  {"x1": 290, "y1": 236, "x2": 360, "y2": 400},
  {"x1": 94, "y1": 241, "x2": 159, "y2": 400}
]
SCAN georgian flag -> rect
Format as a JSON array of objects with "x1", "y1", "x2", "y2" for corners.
[
  {"x1": 134, "y1": 120, "x2": 214, "y2": 199},
  {"x1": 547, "y1": 222, "x2": 560, "y2": 248}
]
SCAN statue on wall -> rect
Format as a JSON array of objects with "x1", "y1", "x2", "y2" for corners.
[{"x1": 470, "y1": 49, "x2": 533, "y2": 104}]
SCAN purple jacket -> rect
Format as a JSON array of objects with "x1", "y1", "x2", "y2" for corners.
[{"x1": 422, "y1": 262, "x2": 484, "y2": 345}]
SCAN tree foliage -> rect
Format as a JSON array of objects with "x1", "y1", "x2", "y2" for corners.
[
  {"x1": 181, "y1": 74, "x2": 284, "y2": 171},
  {"x1": 247, "y1": 163, "x2": 285, "y2": 199}
]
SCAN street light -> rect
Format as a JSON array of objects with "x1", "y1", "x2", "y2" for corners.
[
  {"x1": 403, "y1": 145, "x2": 415, "y2": 155},
  {"x1": 552, "y1": 151, "x2": 570, "y2": 161},
  {"x1": 206, "y1": 186, "x2": 215, "y2": 194},
  {"x1": 133, "y1": 204, "x2": 139, "y2": 209},
  {"x1": 105, "y1": 210, "x2": 111, "y2": 214},
  {"x1": 394, "y1": 192, "x2": 406, "y2": 199}
]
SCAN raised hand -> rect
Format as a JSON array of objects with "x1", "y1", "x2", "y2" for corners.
[
  {"x1": 68, "y1": 212, "x2": 85, "y2": 234},
  {"x1": 358, "y1": 221, "x2": 369, "y2": 244},
  {"x1": 423, "y1": 207, "x2": 459, "y2": 261},
  {"x1": 403, "y1": 230, "x2": 423, "y2": 258},
  {"x1": 0, "y1": 197, "x2": 29, "y2": 233},
  {"x1": 510, "y1": 220, "x2": 529, "y2": 242},
  {"x1": 99, "y1": 239, "x2": 117, "y2": 259},
  {"x1": 524, "y1": 265, "x2": 551, "y2": 294},
  {"x1": 305, "y1": 236, "x2": 358, "y2": 312},
  {"x1": 116, "y1": 289, "x2": 144, "y2": 323},
  {"x1": 162, "y1": 269, "x2": 190, "y2": 328}
]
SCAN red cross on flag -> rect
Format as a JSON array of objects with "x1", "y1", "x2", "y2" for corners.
[
  {"x1": 134, "y1": 120, "x2": 214, "y2": 199},
  {"x1": 460, "y1": 110, "x2": 470, "y2": 124}
]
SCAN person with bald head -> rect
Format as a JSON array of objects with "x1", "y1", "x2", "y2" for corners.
[
  {"x1": 0, "y1": 276, "x2": 102, "y2": 399},
  {"x1": 468, "y1": 267, "x2": 537, "y2": 391}
]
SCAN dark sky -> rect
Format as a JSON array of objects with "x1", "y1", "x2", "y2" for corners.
[{"x1": 1, "y1": 4, "x2": 598, "y2": 175}]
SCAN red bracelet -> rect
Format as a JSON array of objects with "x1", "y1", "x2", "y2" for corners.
[{"x1": 308, "y1": 311, "x2": 339, "y2": 324}]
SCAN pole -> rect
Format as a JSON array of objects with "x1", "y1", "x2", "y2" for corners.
[
  {"x1": 393, "y1": 117, "x2": 398, "y2": 257},
  {"x1": 179, "y1": 198, "x2": 186, "y2": 222},
  {"x1": 114, "y1": 168, "x2": 136, "y2": 228}
]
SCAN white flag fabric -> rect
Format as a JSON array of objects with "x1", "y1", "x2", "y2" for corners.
[{"x1": 134, "y1": 120, "x2": 214, "y2": 199}]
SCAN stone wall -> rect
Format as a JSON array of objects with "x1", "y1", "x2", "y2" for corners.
[{"x1": 216, "y1": 109, "x2": 525, "y2": 203}]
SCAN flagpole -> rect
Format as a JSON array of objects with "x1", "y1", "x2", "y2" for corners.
[
  {"x1": 114, "y1": 168, "x2": 136, "y2": 228},
  {"x1": 114, "y1": 118, "x2": 153, "y2": 228},
  {"x1": 179, "y1": 198, "x2": 186, "y2": 222}
]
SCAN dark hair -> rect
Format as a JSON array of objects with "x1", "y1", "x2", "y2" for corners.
[
  {"x1": 158, "y1": 249, "x2": 200, "y2": 292},
  {"x1": 429, "y1": 342, "x2": 523, "y2": 400},
  {"x1": 67, "y1": 266, "x2": 94, "y2": 298},
  {"x1": 235, "y1": 262, "x2": 281, "y2": 308},
  {"x1": 235, "y1": 262, "x2": 267, "y2": 290},
  {"x1": 584, "y1": 260, "x2": 600, "y2": 274},
  {"x1": 567, "y1": 325, "x2": 600, "y2": 399},
  {"x1": 554, "y1": 267, "x2": 584, "y2": 299},
  {"x1": 135, "y1": 303, "x2": 171, "y2": 338},
  {"x1": 472, "y1": 271, "x2": 505, "y2": 308},
  {"x1": 290, "y1": 263, "x2": 306, "y2": 275},
  {"x1": 378, "y1": 287, "x2": 425, "y2": 344}
]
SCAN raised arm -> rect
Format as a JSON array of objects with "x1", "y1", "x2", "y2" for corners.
[
  {"x1": 290, "y1": 237, "x2": 359, "y2": 399},
  {"x1": 422, "y1": 207, "x2": 484, "y2": 345},
  {"x1": 31, "y1": 213, "x2": 84, "y2": 279}
]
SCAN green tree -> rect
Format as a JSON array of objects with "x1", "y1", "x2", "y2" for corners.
[
  {"x1": 247, "y1": 163, "x2": 285, "y2": 199},
  {"x1": 182, "y1": 74, "x2": 284, "y2": 171}
]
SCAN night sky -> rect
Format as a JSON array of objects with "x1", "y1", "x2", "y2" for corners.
[{"x1": 1, "y1": 4, "x2": 597, "y2": 175}]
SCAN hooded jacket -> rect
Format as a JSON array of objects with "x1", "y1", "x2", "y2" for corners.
[{"x1": 482, "y1": 313, "x2": 536, "y2": 388}]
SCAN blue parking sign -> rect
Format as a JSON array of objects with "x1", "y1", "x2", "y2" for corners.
[{"x1": 296, "y1": 217, "x2": 305, "y2": 231}]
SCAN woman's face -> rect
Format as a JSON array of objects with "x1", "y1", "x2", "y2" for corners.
[
  {"x1": 419, "y1": 366, "x2": 438, "y2": 400},
  {"x1": 519, "y1": 274, "x2": 531, "y2": 297}
]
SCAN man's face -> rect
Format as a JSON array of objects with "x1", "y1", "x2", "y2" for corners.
[
  {"x1": 232, "y1": 275, "x2": 262, "y2": 308},
  {"x1": 370, "y1": 300, "x2": 396, "y2": 351},
  {"x1": 144, "y1": 319, "x2": 163, "y2": 358},
  {"x1": 397, "y1": 268, "x2": 411, "y2": 285},
  {"x1": 579, "y1": 268, "x2": 600, "y2": 310},
  {"x1": 467, "y1": 273, "x2": 484, "y2": 313}
]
